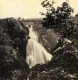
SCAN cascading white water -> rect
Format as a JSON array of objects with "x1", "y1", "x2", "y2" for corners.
[{"x1": 26, "y1": 25, "x2": 53, "y2": 68}]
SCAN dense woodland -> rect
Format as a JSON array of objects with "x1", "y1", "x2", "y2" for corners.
[
  {"x1": 0, "y1": 18, "x2": 30, "y2": 80},
  {"x1": 0, "y1": 1, "x2": 78, "y2": 80}
]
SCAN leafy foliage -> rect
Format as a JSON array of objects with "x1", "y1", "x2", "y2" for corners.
[
  {"x1": 0, "y1": 18, "x2": 29, "y2": 80},
  {"x1": 41, "y1": 0, "x2": 74, "y2": 38},
  {"x1": 37, "y1": 0, "x2": 78, "y2": 79}
]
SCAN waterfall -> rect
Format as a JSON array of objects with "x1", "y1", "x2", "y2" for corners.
[
  {"x1": 28, "y1": 25, "x2": 38, "y2": 41},
  {"x1": 26, "y1": 25, "x2": 53, "y2": 68}
]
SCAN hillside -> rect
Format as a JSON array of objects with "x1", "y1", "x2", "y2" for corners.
[
  {"x1": 22, "y1": 18, "x2": 78, "y2": 80},
  {"x1": 0, "y1": 17, "x2": 78, "y2": 80},
  {"x1": 0, "y1": 18, "x2": 29, "y2": 80}
]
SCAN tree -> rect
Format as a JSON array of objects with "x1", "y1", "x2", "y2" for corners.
[
  {"x1": 40, "y1": 1, "x2": 78, "y2": 79},
  {"x1": 0, "y1": 18, "x2": 29, "y2": 80},
  {"x1": 41, "y1": 0, "x2": 74, "y2": 38}
]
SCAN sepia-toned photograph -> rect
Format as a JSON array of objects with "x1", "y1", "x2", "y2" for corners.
[{"x1": 0, "y1": 0, "x2": 78, "y2": 80}]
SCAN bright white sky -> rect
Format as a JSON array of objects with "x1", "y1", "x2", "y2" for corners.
[{"x1": 0, "y1": 0, "x2": 78, "y2": 19}]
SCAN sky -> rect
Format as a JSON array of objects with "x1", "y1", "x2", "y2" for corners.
[{"x1": 0, "y1": 0, "x2": 78, "y2": 19}]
